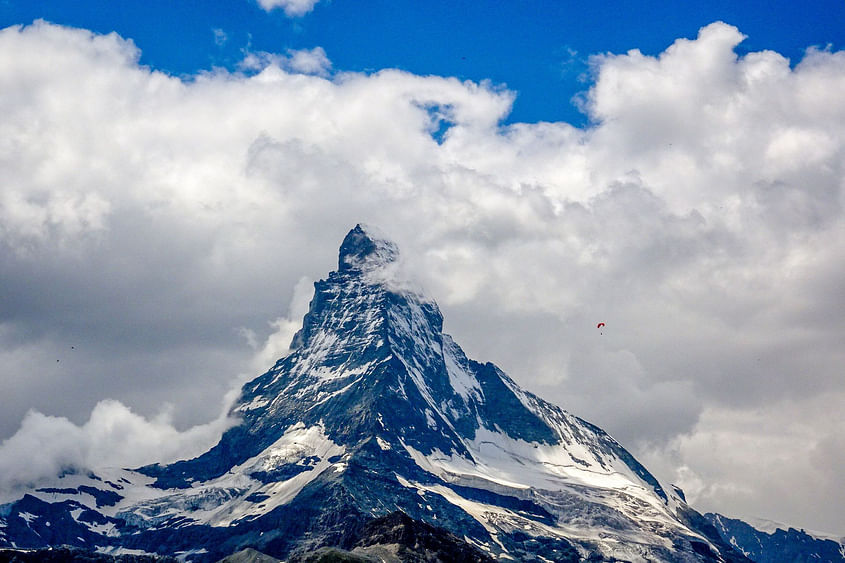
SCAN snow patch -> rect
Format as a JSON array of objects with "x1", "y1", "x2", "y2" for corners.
[
  {"x1": 109, "y1": 422, "x2": 345, "y2": 529},
  {"x1": 401, "y1": 424, "x2": 698, "y2": 555},
  {"x1": 87, "y1": 521, "x2": 119, "y2": 537},
  {"x1": 424, "y1": 409, "x2": 438, "y2": 430},
  {"x1": 204, "y1": 422, "x2": 344, "y2": 526},
  {"x1": 234, "y1": 396, "x2": 270, "y2": 412},
  {"x1": 175, "y1": 547, "x2": 209, "y2": 561},
  {"x1": 19, "y1": 512, "x2": 36, "y2": 523},
  {"x1": 443, "y1": 336, "x2": 482, "y2": 402},
  {"x1": 97, "y1": 546, "x2": 158, "y2": 557}
]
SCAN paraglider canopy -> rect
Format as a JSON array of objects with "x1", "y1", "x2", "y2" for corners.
[{"x1": 597, "y1": 322, "x2": 605, "y2": 329}]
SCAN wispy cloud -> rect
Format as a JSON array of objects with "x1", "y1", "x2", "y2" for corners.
[
  {"x1": 240, "y1": 46, "x2": 331, "y2": 76},
  {"x1": 212, "y1": 27, "x2": 228, "y2": 47},
  {"x1": 256, "y1": 0, "x2": 322, "y2": 17}
]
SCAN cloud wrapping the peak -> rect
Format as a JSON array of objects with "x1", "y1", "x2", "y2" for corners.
[{"x1": 0, "y1": 21, "x2": 844, "y2": 532}]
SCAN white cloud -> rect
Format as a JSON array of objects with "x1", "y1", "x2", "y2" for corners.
[
  {"x1": 244, "y1": 275, "x2": 314, "y2": 373},
  {"x1": 256, "y1": 0, "x2": 321, "y2": 17},
  {"x1": 639, "y1": 395, "x2": 845, "y2": 535},
  {"x1": 0, "y1": 400, "x2": 234, "y2": 495},
  {"x1": 0, "y1": 20, "x2": 844, "y2": 532},
  {"x1": 286, "y1": 46, "x2": 331, "y2": 75},
  {"x1": 240, "y1": 46, "x2": 331, "y2": 76}
]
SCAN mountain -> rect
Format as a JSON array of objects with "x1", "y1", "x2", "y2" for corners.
[
  {"x1": 0, "y1": 225, "x2": 753, "y2": 561},
  {"x1": 705, "y1": 513, "x2": 845, "y2": 563}
]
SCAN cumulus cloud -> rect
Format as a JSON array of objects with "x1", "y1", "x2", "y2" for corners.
[
  {"x1": 256, "y1": 0, "x2": 321, "y2": 17},
  {"x1": 0, "y1": 400, "x2": 233, "y2": 496},
  {"x1": 0, "y1": 20, "x2": 844, "y2": 531}
]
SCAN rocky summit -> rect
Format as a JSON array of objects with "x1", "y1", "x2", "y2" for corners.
[{"x1": 0, "y1": 225, "x2": 776, "y2": 561}]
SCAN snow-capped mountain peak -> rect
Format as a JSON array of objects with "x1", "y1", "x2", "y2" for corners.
[
  {"x1": 0, "y1": 225, "x2": 758, "y2": 563},
  {"x1": 338, "y1": 223, "x2": 400, "y2": 273}
]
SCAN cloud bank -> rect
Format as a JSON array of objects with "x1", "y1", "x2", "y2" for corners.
[
  {"x1": 0, "y1": 400, "x2": 233, "y2": 497},
  {"x1": 1, "y1": 20, "x2": 843, "y2": 532}
]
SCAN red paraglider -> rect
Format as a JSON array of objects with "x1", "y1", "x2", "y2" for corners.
[{"x1": 597, "y1": 322, "x2": 605, "y2": 335}]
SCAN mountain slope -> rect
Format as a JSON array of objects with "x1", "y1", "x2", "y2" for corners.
[
  {"x1": 0, "y1": 225, "x2": 751, "y2": 562},
  {"x1": 705, "y1": 513, "x2": 845, "y2": 563}
]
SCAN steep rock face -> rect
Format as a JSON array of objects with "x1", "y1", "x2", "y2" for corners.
[{"x1": 0, "y1": 225, "x2": 752, "y2": 562}]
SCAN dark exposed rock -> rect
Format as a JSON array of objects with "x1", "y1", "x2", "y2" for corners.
[{"x1": 0, "y1": 546, "x2": 174, "y2": 562}]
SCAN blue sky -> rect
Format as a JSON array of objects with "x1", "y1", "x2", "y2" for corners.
[
  {"x1": 2, "y1": 0, "x2": 845, "y2": 537},
  {"x1": 3, "y1": 0, "x2": 844, "y2": 124}
]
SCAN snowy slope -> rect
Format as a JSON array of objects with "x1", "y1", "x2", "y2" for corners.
[{"x1": 0, "y1": 225, "x2": 752, "y2": 562}]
